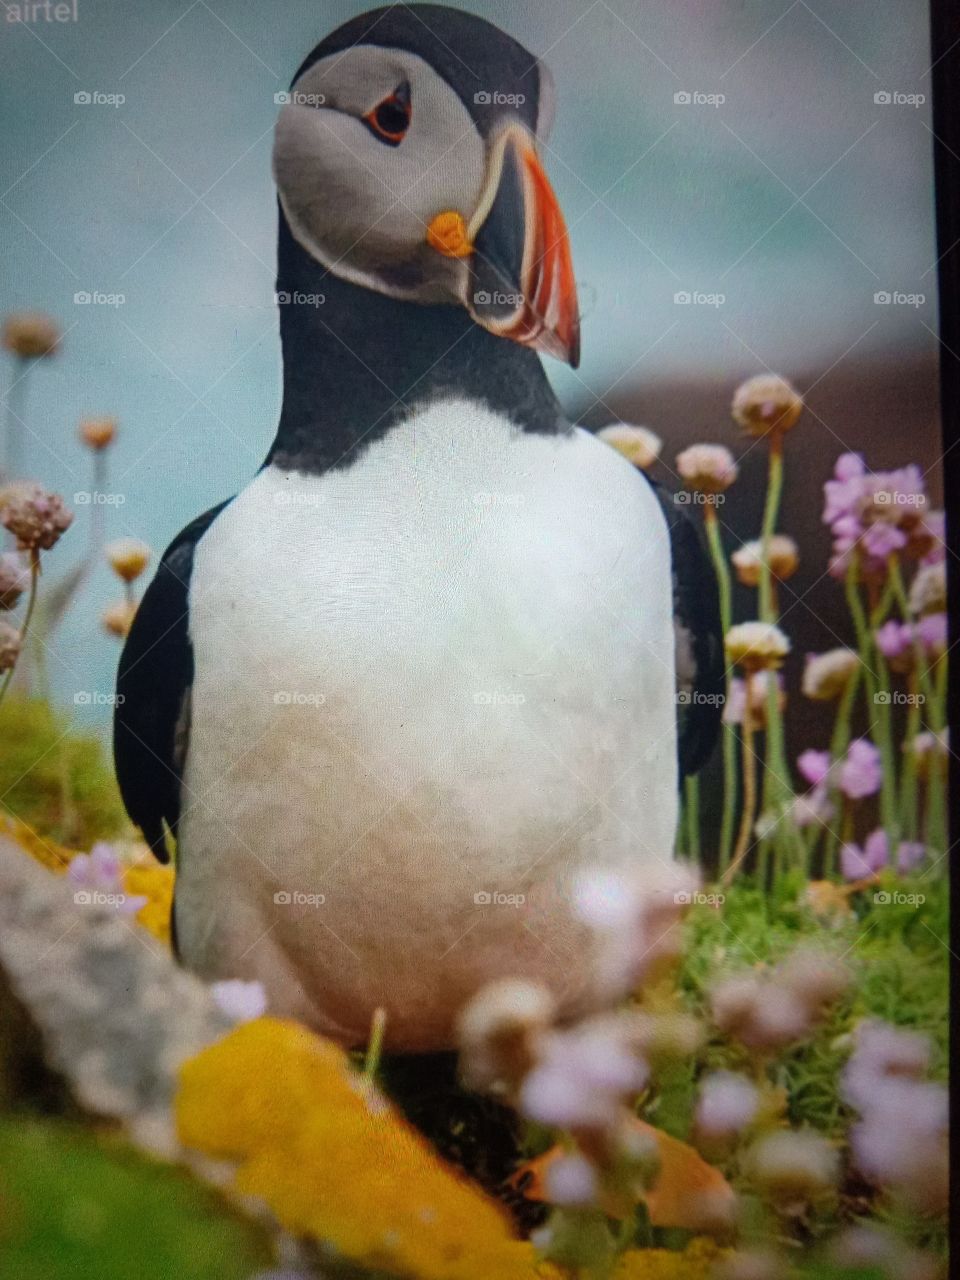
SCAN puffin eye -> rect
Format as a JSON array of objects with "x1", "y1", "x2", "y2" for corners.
[{"x1": 363, "y1": 81, "x2": 411, "y2": 147}]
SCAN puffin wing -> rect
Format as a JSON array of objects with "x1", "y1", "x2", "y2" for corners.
[
  {"x1": 113, "y1": 501, "x2": 231, "y2": 863},
  {"x1": 645, "y1": 477, "x2": 724, "y2": 776}
]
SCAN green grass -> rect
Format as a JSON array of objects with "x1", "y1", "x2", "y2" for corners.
[
  {"x1": 0, "y1": 1116, "x2": 274, "y2": 1280},
  {"x1": 0, "y1": 697, "x2": 127, "y2": 847}
]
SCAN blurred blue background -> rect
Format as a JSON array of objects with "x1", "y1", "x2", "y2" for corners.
[{"x1": 0, "y1": 0, "x2": 941, "y2": 725}]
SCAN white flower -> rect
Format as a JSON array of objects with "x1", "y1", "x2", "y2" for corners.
[
  {"x1": 908, "y1": 562, "x2": 946, "y2": 616},
  {"x1": 732, "y1": 535, "x2": 799, "y2": 586},
  {"x1": 802, "y1": 648, "x2": 859, "y2": 701},
  {"x1": 725, "y1": 622, "x2": 791, "y2": 672},
  {"x1": 456, "y1": 979, "x2": 555, "y2": 1093},
  {"x1": 732, "y1": 374, "x2": 803, "y2": 437},
  {"x1": 596, "y1": 423, "x2": 662, "y2": 470},
  {"x1": 747, "y1": 1130, "x2": 839, "y2": 1200},
  {"x1": 210, "y1": 979, "x2": 268, "y2": 1023},
  {"x1": 676, "y1": 443, "x2": 738, "y2": 493}
]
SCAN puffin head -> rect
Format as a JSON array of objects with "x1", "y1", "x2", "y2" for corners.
[{"x1": 272, "y1": 4, "x2": 580, "y2": 367}]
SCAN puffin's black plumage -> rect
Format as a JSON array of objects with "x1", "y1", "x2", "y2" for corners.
[{"x1": 113, "y1": 501, "x2": 230, "y2": 865}]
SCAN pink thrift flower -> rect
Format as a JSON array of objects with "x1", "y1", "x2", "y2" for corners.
[
  {"x1": 797, "y1": 749, "x2": 831, "y2": 788},
  {"x1": 840, "y1": 829, "x2": 888, "y2": 881},
  {"x1": 861, "y1": 520, "x2": 907, "y2": 561},
  {"x1": 917, "y1": 611, "x2": 947, "y2": 657},
  {"x1": 839, "y1": 739, "x2": 882, "y2": 800},
  {"x1": 211, "y1": 979, "x2": 268, "y2": 1023},
  {"x1": 696, "y1": 1071, "x2": 759, "y2": 1139},
  {"x1": 874, "y1": 620, "x2": 913, "y2": 662}
]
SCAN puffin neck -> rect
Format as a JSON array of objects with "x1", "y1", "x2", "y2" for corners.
[{"x1": 267, "y1": 212, "x2": 563, "y2": 473}]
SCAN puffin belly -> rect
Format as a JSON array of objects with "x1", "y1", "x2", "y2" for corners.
[{"x1": 175, "y1": 405, "x2": 678, "y2": 1049}]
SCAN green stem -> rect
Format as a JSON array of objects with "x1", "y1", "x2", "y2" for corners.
[
  {"x1": 703, "y1": 507, "x2": 737, "y2": 872},
  {"x1": 900, "y1": 671, "x2": 922, "y2": 843},
  {"x1": 723, "y1": 675, "x2": 757, "y2": 887},
  {"x1": 684, "y1": 774, "x2": 700, "y2": 863},
  {"x1": 0, "y1": 547, "x2": 40, "y2": 709},
  {"x1": 362, "y1": 1006, "x2": 388, "y2": 1082},
  {"x1": 887, "y1": 554, "x2": 936, "y2": 707},
  {"x1": 758, "y1": 435, "x2": 784, "y2": 626}
]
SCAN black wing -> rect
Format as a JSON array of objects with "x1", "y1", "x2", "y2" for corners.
[
  {"x1": 113, "y1": 501, "x2": 231, "y2": 863},
  {"x1": 646, "y1": 477, "x2": 725, "y2": 777}
]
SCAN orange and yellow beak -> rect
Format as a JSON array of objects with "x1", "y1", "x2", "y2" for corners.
[{"x1": 426, "y1": 127, "x2": 580, "y2": 368}]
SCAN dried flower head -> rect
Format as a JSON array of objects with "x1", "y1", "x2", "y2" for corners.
[
  {"x1": 102, "y1": 600, "x2": 137, "y2": 639},
  {"x1": 801, "y1": 648, "x2": 859, "y2": 701},
  {"x1": 106, "y1": 537, "x2": 151, "y2": 583},
  {"x1": 0, "y1": 619, "x2": 22, "y2": 672},
  {"x1": 732, "y1": 374, "x2": 803, "y2": 437},
  {"x1": 0, "y1": 552, "x2": 28, "y2": 611},
  {"x1": 746, "y1": 1130, "x2": 839, "y2": 1203},
  {"x1": 724, "y1": 622, "x2": 790, "y2": 672},
  {"x1": 0, "y1": 483, "x2": 73, "y2": 551},
  {"x1": 731, "y1": 535, "x2": 799, "y2": 586},
  {"x1": 675, "y1": 443, "x2": 739, "y2": 494},
  {"x1": 457, "y1": 979, "x2": 555, "y2": 1094},
  {"x1": 1, "y1": 311, "x2": 61, "y2": 359},
  {"x1": 908, "y1": 561, "x2": 946, "y2": 616},
  {"x1": 723, "y1": 671, "x2": 785, "y2": 729},
  {"x1": 79, "y1": 416, "x2": 118, "y2": 451},
  {"x1": 596, "y1": 423, "x2": 662, "y2": 470}
]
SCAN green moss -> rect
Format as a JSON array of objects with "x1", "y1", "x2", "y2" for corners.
[
  {"x1": 0, "y1": 1116, "x2": 273, "y2": 1280},
  {"x1": 0, "y1": 697, "x2": 127, "y2": 846}
]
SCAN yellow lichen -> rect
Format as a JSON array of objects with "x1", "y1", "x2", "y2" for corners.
[
  {"x1": 123, "y1": 860, "x2": 175, "y2": 944},
  {"x1": 177, "y1": 1017, "x2": 541, "y2": 1279}
]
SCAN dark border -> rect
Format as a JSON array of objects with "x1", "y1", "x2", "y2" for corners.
[{"x1": 929, "y1": 0, "x2": 958, "y2": 1243}]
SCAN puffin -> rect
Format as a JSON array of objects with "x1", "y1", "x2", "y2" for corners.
[{"x1": 114, "y1": 3, "x2": 722, "y2": 1053}]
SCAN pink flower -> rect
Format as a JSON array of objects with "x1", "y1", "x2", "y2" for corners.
[
  {"x1": 67, "y1": 843, "x2": 147, "y2": 915},
  {"x1": 840, "y1": 829, "x2": 889, "y2": 880},
  {"x1": 839, "y1": 739, "x2": 882, "y2": 800},
  {"x1": 797, "y1": 749, "x2": 831, "y2": 788},
  {"x1": 789, "y1": 785, "x2": 834, "y2": 829},
  {"x1": 823, "y1": 453, "x2": 866, "y2": 525},
  {"x1": 917, "y1": 611, "x2": 947, "y2": 657},
  {"x1": 695, "y1": 1071, "x2": 759, "y2": 1139},
  {"x1": 874, "y1": 620, "x2": 913, "y2": 662},
  {"x1": 861, "y1": 520, "x2": 907, "y2": 561}
]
